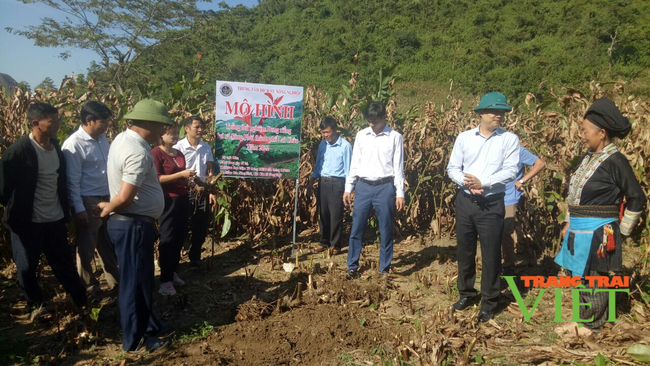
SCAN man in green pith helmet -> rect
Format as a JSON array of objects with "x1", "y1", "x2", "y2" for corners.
[
  {"x1": 97, "y1": 99, "x2": 172, "y2": 352},
  {"x1": 446, "y1": 92, "x2": 520, "y2": 323}
]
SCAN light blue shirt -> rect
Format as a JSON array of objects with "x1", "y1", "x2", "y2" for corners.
[
  {"x1": 312, "y1": 135, "x2": 352, "y2": 178},
  {"x1": 61, "y1": 126, "x2": 110, "y2": 213},
  {"x1": 504, "y1": 146, "x2": 539, "y2": 206},
  {"x1": 447, "y1": 126, "x2": 520, "y2": 196}
]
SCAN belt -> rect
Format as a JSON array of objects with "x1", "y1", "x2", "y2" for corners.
[
  {"x1": 359, "y1": 177, "x2": 393, "y2": 186},
  {"x1": 461, "y1": 190, "x2": 505, "y2": 202},
  {"x1": 108, "y1": 213, "x2": 155, "y2": 224},
  {"x1": 84, "y1": 195, "x2": 110, "y2": 201},
  {"x1": 569, "y1": 205, "x2": 618, "y2": 218},
  {"x1": 321, "y1": 176, "x2": 345, "y2": 181}
]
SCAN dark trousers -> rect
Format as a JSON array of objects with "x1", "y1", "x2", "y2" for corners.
[
  {"x1": 158, "y1": 195, "x2": 190, "y2": 282},
  {"x1": 107, "y1": 218, "x2": 162, "y2": 351},
  {"x1": 576, "y1": 271, "x2": 612, "y2": 330},
  {"x1": 188, "y1": 193, "x2": 210, "y2": 263},
  {"x1": 318, "y1": 177, "x2": 345, "y2": 248},
  {"x1": 455, "y1": 192, "x2": 505, "y2": 312},
  {"x1": 76, "y1": 195, "x2": 120, "y2": 293},
  {"x1": 347, "y1": 180, "x2": 395, "y2": 273},
  {"x1": 11, "y1": 220, "x2": 86, "y2": 307}
]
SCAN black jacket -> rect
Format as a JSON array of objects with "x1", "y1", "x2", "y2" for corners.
[{"x1": 0, "y1": 135, "x2": 70, "y2": 236}]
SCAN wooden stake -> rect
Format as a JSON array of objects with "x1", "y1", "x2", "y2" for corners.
[{"x1": 296, "y1": 283, "x2": 303, "y2": 304}]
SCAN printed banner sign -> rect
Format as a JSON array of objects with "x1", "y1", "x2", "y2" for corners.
[{"x1": 215, "y1": 81, "x2": 303, "y2": 179}]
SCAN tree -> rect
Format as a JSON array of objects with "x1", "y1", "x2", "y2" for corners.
[
  {"x1": 90, "y1": 0, "x2": 650, "y2": 100},
  {"x1": 7, "y1": 0, "x2": 206, "y2": 92},
  {"x1": 36, "y1": 77, "x2": 55, "y2": 90},
  {"x1": 17, "y1": 81, "x2": 31, "y2": 92},
  {"x1": 75, "y1": 73, "x2": 86, "y2": 85}
]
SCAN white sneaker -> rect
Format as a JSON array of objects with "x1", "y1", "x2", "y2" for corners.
[
  {"x1": 172, "y1": 272, "x2": 185, "y2": 286},
  {"x1": 158, "y1": 282, "x2": 176, "y2": 296}
]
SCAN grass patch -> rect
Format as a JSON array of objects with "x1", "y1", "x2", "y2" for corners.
[
  {"x1": 338, "y1": 353, "x2": 361, "y2": 366},
  {"x1": 176, "y1": 321, "x2": 216, "y2": 344}
]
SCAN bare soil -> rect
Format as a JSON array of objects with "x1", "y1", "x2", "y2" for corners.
[{"x1": 0, "y1": 231, "x2": 648, "y2": 365}]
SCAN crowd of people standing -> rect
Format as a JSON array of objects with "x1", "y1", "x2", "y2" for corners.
[
  {"x1": 0, "y1": 92, "x2": 645, "y2": 352},
  {"x1": 312, "y1": 94, "x2": 645, "y2": 332},
  {"x1": 0, "y1": 100, "x2": 218, "y2": 351}
]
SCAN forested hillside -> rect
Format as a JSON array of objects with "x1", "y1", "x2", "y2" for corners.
[{"x1": 108, "y1": 0, "x2": 650, "y2": 104}]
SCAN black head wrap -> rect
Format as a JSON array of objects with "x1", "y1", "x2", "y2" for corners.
[{"x1": 584, "y1": 98, "x2": 631, "y2": 139}]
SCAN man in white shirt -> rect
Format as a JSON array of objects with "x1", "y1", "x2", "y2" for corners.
[
  {"x1": 343, "y1": 102, "x2": 405, "y2": 279},
  {"x1": 62, "y1": 101, "x2": 119, "y2": 296},
  {"x1": 97, "y1": 99, "x2": 171, "y2": 352},
  {"x1": 446, "y1": 92, "x2": 520, "y2": 323},
  {"x1": 173, "y1": 116, "x2": 217, "y2": 267}
]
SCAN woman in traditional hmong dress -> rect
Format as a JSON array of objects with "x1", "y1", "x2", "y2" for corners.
[{"x1": 555, "y1": 98, "x2": 646, "y2": 336}]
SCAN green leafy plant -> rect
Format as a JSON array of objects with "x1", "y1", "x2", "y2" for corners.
[
  {"x1": 90, "y1": 306, "x2": 103, "y2": 323},
  {"x1": 177, "y1": 321, "x2": 215, "y2": 344},
  {"x1": 593, "y1": 353, "x2": 608, "y2": 366}
]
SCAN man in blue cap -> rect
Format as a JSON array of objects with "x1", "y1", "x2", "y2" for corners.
[{"x1": 446, "y1": 92, "x2": 520, "y2": 322}]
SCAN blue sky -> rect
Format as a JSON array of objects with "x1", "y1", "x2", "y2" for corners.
[{"x1": 0, "y1": 0, "x2": 259, "y2": 88}]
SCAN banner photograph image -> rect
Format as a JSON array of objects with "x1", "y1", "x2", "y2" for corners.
[
  {"x1": 0, "y1": 0, "x2": 649, "y2": 365},
  {"x1": 216, "y1": 81, "x2": 303, "y2": 180}
]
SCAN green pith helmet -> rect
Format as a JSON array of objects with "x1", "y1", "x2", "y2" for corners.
[
  {"x1": 474, "y1": 92, "x2": 512, "y2": 112},
  {"x1": 124, "y1": 99, "x2": 174, "y2": 125}
]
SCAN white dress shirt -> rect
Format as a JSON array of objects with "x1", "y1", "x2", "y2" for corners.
[
  {"x1": 174, "y1": 138, "x2": 214, "y2": 181},
  {"x1": 61, "y1": 126, "x2": 110, "y2": 213},
  {"x1": 345, "y1": 125, "x2": 405, "y2": 198},
  {"x1": 107, "y1": 129, "x2": 164, "y2": 219},
  {"x1": 446, "y1": 126, "x2": 520, "y2": 196}
]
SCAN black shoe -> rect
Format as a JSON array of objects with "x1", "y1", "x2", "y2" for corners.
[
  {"x1": 477, "y1": 310, "x2": 494, "y2": 323},
  {"x1": 147, "y1": 322, "x2": 174, "y2": 338},
  {"x1": 452, "y1": 297, "x2": 477, "y2": 311},
  {"x1": 346, "y1": 269, "x2": 360, "y2": 280},
  {"x1": 131, "y1": 337, "x2": 169, "y2": 353}
]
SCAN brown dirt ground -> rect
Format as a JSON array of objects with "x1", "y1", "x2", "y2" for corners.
[{"x1": 0, "y1": 230, "x2": 648, "y2": 365}]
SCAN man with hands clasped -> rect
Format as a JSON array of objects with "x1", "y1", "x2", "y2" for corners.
[
  {"x1": 446, "y1": 92, "x2": 520, "y2": 323},
  {"x1": 62, "y1": 101, "x2": 120, "y2": 297},
  {"x1": 174, "y1": 116, "x2": 218, "y2": 267},
  {"x1": 96, "y1": 99, "x2": 172, "y2": 352}
]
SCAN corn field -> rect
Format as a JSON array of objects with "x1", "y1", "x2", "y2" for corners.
[{"x1": 1, "y1": 75, "x2": 648, "y2": 273}]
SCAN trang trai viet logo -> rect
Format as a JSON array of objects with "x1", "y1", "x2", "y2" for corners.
[{"x1": 503, "y1": 276, "x2": 630, "y2": 325}]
